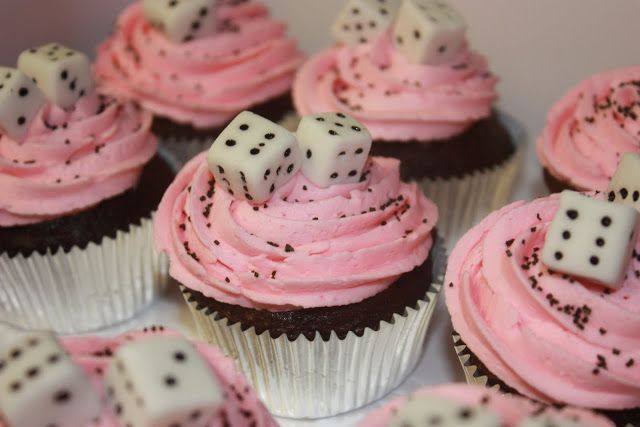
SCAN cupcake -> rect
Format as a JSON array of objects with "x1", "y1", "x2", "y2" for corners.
[
  {"x1": 0, "y1": 43, "x2": 174, "y2": 333},
  {"x1": 0, "y1": 325, "x2": 276, "y2": 427},
  {"x1": 95, "y1": 0, "x2": 305, "y2": 164},
  {"x1": 537, "y1": 66, "x2": 640, "y2": 194},
  {"x1": 359, "y1": 383, "x2": 613, "y2": 427},
  {"x1": 293, "y1": 0, "x2": 523, "y2": 243},
  {"x1": 445, "y1": 183, "x2": 640, "y2": 425},
  {"x1": 155, "y1": 110, "x2": 443, "y2": 418}
]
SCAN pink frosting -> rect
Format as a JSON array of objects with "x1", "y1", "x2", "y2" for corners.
[
  {"x1": 0, "y1": 93, "x2": 157, "y2": 227},
  {"x1": 359, "y1": 384, "x2": 613, "y2": 427},
  {"x1": 537, "y1": 67, "x2": 640, "y2": 191},
  {"x1": 293, "y1": 33, "x2": 497, "y2": 142},
  {"x1": 0, "y1": 328, "x2": 276, "y2": 427},
  {"x1": 155, "y1": 153, "x2": 438, "y2": 311},
  {"x1": 95, "y1": 1, "x2": 304, "y2": 129},
  {"x1": 445, "y1": 194, "x2": 640, "y2": 410}
]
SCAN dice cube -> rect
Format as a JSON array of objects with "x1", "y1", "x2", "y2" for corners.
[
  {"x1": 104, "y1": 336, "x2": 223, "y2": 427},
  {"x1": 608, "y1": 152, "x2": 640, "y2": 213},
  {"x1": 296, "y1": 112, "x2": 372, "y2": 188},
  {"x1": 17, "y1": 43, "x2": 94, "y2": 110},
  {"x1": 542, "y1": 191, "x2": 640, "y2": 289},
  {"x1": 143, "y1": 0, "x2": 217, "y2": 43},
  {"x1": 0, "y1": 332, "x2": 101, "y2": 427},
  {"x1": 0, "y1": 67, "x2": 46, "y2": 141},
  {"x1": 207, "y1": 111, "x2": 301, "y2": 204},
  {"x1": 331, "y1": 0, "x2": 401, "y2": 45},
  {"x1": 388, "y1": 395, "x2": 500, "y2": 427},
  {"x1": 393, "y1": 0, "x2": 467, "y2": 65}
]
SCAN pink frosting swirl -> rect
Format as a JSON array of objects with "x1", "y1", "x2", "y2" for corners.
[
  {"x1": 155, "y1": 153, "x2": 438, "y2": 310},
  {"x1": 293, "y1": 33, "x2": 497, "y2": 142},
  {"x1": 445, "y1": 194, "x2": 640, "y2": 410},
  {"x1": 0, "y1": 93, "x2": 156, "y2": 227},
  {"x1": 537, "y1": 67, "x2": 640, "y2": 191},
  {"x1": 359, "y1": 384, "x2": 613, "y2": 427},
  {"x1": 95, "y1": 1, "x2": 304, "y2": 128}
]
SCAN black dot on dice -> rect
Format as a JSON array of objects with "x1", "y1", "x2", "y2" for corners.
[
  {"x1": 60, "y1": 70, "x2": 68, "y2": 80},
  {"x1": 239, "y1": 124, "x2": 249, "y2": 131},
  {"x1": 438, "y1": 45, "x2": 447, "y2": 53},
  {"x1": 414, "y1": 30, "x2": 421, "y2": 39},
  {"x1": 369, "y1": 21, "x2": 376, "y2": 28},
  {"x1": 164, "y1": 375, "x2": 178, "y2": 387},
  {"x1": 174, "y1": 351, "x2": 186, "y2": 362},
  {"x1": 48, "y1": 354, "x2": 60, "y2": 364},
  {"x1": 192, "y1": 21, "x2": 200, "y2": 31},
  {"x1": 348, "y1": 170, "x2": 357, "y2": 177},
  {"x1": 590, "y1": 256, "x2": 600, "y2": 265},
  {"x1": 191, "y1": 411, "x2": 202, "y2": 420},
  {"x1": 265, "y1": 133, "x2": 275, "y2": 139},
  {"x1": 316, "y1": 117, "x2": 325, "y2": 122},
  {"x1": 428, "y1": 415, "x2": 442, "y2": 425},
  {"x1": 284, "y1": 148, "x2": 291, "y2": 157},
  {"x1": 331, "y1": 172, "x2": 339, "y2": 179},
  {"x1": 352, "y1": 126, "x2": 361, "y2": 132},
  {"x1": 259, "y1": 143, "x2": 265, "y2": 147},
  {"x1": 396, "y1": 36, "x2": 404, "y2": 44},
  {"x1": 225, "y1": 139, "x2": 236, "y2": 147},
  {"x1": 10, "y1": 381, "x2": 21, "y2": 392},
  {"x1": 608, "y1": 191, "x2": 616, "y2": 202},
  {"x1": 270, "y1": 184, "x2": 275, "y2": 193},
  {"x1": 53, "y1": 389, "x2": 71, "y2": 404},
  {"x1": 18, "y1": 87, "x2": 29, "y2": 97},
  {"x1": 566, "y1": 209, "x2": 578, "y2": 220},
  {"x1": 596, "y1": 237, "x2": 605, "y2": 247},
  {"x1": 17, "y1": 116, "x2": 26, "y2": 126},
  {"x1": 169, "y1": 0, "x2": 178, "y2": 7},
  {"x1": 554, "y1": 251, "x2": 563, "y2": 260},
  {"x1": 200, "y1": 7, "x2": 208, "y2": 16},
  {"x1": 306, "y1": 150, "x2": 312, "y2": 159},
  {"x1": 337, "y1": 113, "x2": 346, "y2": 118},
  {"x1": 10, "y1": 349, "x2": 21, "y2": 360},
  {"x1": 355, "y1": 148, "x2": 364, "y2": 154},
  {"x1": 218, "y1": 165, "x2": 225, "y2": 174},
  {"x1": 329, "y1": 130, "x2": 338, "y2": 136},
  {"x1": 355, "y1": 23, "x2": 363, "y2": 30},
  {"x1": 287, "y1": 164, "x2": 294, "y2": 174},
  {"x1": 620, "y1": 188, "x2": 629, "y2": 199},
  {"x1": 26, "y1": 366, "x2": 39, "y2": 378},
  {"x1": 114, "y1": 403, "x2": 122, "y2": 415},
  {"x1": 601, "y1": 216, "x2": 612, "y2": 227},
  {"x1": 562, "y1": 230, "x2": 571, "y2": 239},
  {"x1": 352, "y1": 7, "x2": 359, "y2": 14},
  {"x1": 250, "y1": 148, "x2": 260, "y2": 155},
  {"x1": 634, "y1": 191, "x2": 640, "y2": 202},
  {"x1": 245, "y1": 193, "x2": 253, "y2": 200}
]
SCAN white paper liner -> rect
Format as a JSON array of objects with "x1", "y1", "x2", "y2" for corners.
[
  {"x1": 182, "y1": 239, "x2": 446, "y2": 419},
  {"x1": 0, "y1": 216, "x2": 168, "y2": 334}
]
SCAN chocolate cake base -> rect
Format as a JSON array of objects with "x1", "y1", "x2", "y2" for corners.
[
  {"x1": 183, "y1": 241, "x2": 437, "y2": 341},
  {"x1": 0, "y1": 155, "x2": 175, "y2": 258},
  {"x1": 151, "y1": 91, "x2": 295, "y2": 141},
  {"x1": 453, "y1": 333, "x2": 639, "y2": 427},
  {"x1": 543, "y1": 168, "x2": 580, "y2": 193},
  {"x1": 370, "y1": 112, "x2": 515, "y2": 181}
]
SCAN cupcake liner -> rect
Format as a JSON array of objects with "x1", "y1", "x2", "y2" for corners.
[
  {"x1": 0, "y1": 216, "x2": 168, "y2": 334},
  {"x1": 182, "y1": 238, "x2": 446, "y2": 419}
]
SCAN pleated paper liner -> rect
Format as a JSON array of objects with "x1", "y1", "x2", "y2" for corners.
[
  {"x1": 0, "y1": 216, "x2": 169, "y2": 334},
  {"x1": 452, "y1": 332, "x2": 639, "y2": 427},
  {"x1": 182, "y1": 238, "x2": 447, "y2": 419}
]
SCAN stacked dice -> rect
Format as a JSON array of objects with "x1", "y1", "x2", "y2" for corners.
[{"x1": 207, "y1": 111, "x2": 373, "y2": 204}]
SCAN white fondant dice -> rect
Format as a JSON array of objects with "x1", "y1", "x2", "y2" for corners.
[
  {"x1": 0, "y1": 67, "x2": 45, "y2": 141},
  {"x1": 143, "y1": 0, "x2": 217, "y2": 43},
  {"x1": 296, "y1": 112, "x2": 372, "y2": 188},
  {"x1": 393, "y1": 0, "x2": 467, "y2": 65},
  {"x1": 17, "y1": 43, "x2": 94, "y2": 110},
  {"x1": 519, "y1": 417, "x2": 586, "y2": 427},
  {"x1": 542, "y1": 191, "x2": 640, "y2": 289},
  {"x1": 331, "y1": 0, "x2": 401, "y2": 45},
  {"x1": 0, "y1": 332, "x2": 101, "y2": 427},
  {"x1": 388, "y1": 395, "x2": 501, "y2": 427},
  {"x1": 104, "y1": 336, "x2": 223, "y2": 427},
  {"x1": 608, "y1": 152, "x2": 640, "y2": 213},
  {"x1": 207, "y1": 111, "x2": 301, "y2": 204}
]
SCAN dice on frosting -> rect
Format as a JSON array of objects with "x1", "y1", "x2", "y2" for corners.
[
  {"x1": 0, "y1": 67, "x2": 45, "y2": 141},
  {"x1": 0, "y1": 332, "x2": 101, "y2": 427},
  {"x1": 608, "y1": 152, "x2": 640, "y2": 213},
  {"x1": 331, "y1": 0, "x2": 401, "y2": 45},
  {"x1": 388, "y1": 395, "x2": 501, "y2": 427},
  {"x1": 541, "y1": 191, "x2": 640, "y2": 289},
  {"x1": 296, "y1": 112, "x2": 372, "y2": 188},
  {"x1": 104, "y1": 336, "x2": 223, "y2": 427},
  {"x1": 207, "y1": 111, "x2": 301, "y2": 204},
  {"x1": 143, "y1": 0, "x2": 217, "y2": 43},
  {"x1": 393, "y1": 0, "x2": 467, "y2": 65},
  {"x1": 17, "y1": 43, "x2": 94, "y2": 110}
]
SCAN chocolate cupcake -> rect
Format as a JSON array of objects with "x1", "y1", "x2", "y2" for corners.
[
  {"x1": 293, "y1": 0, "x2": 524, "y2": 244},
  {"x1": 0, "y1": 44, "x2": 174, "y2": 333},
  {"x1": 155, "y1": 111, "x2": 444, "y2": 418},
  {"x1": 95, "y1": 0, "x2": 304, "y2": 164}
]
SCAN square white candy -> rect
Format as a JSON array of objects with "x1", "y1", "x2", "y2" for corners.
[
  {"x1": 331, "y1": 0, "x2": 401, "y2": 45},
  {"x1": 143, "y1": 0, "x2": 217, "y2": 43},
  {"x1": 608, "y1": 152, "x2": 640, "y2": 213},
  {"x1": 542, "y1": 191, "x2": 640, "y2": 289},
  {"x1": 388, "y1": 395, "x2": 501, "y2": 427},
  {"x1": 17, "y1": 43, "x2": 94, "y2": 110},
  {"x1": 0, "y1": 67, "x2": 46, "y2": 141},
  {"x1": 393, "y1": 0, "x2": 467, "y2": 65},
  {"x1": 0, "y1": 332, "x2": 101, "y2": 427}
]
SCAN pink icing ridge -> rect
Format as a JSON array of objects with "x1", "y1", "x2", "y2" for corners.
[
  {"x1": 293, "y1": 32, "x2": 498, "y2": 142},
  {"x1": 0, "y1": 93, "x2": 156, "y2": 227},
  {"x1": 95, "y1": 2, "x2": 304, "y2": 129},
  {"x1": 155, "y1": 153, "x2": 438, "y2": 311},
  {"x1": 445, "y1": 194, "x2": 640, "y2": 410},
  {"x1": 358, "y1": 384, "x2": 613, "y2": 427},
  {"x1": 537, "y1": 67, "x2": 640, "y2": 191},
  {"x1": 8, "y1": 328, "x2": 276, "y2": 427}
]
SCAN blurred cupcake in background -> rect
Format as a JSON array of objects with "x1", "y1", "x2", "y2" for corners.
[
  {"x1": 95, "y1": 0, "x2": 305, "y2": 164},
  {"x1": 293, "y1": 0, "x2": 524, "y2": 243},
  {"x1": 0, "y1": 43, "x2": 174, "y2": 333}
]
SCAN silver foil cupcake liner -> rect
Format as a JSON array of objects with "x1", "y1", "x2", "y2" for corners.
[
  {"x1": 183, "y1": 238, "x2": 446, "y2": 419},
  {"x1": 0, "y1": 216, "x2": 168, "y2": 334}
]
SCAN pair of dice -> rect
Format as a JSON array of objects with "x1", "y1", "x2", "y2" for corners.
[
  {"x1": 541, "y1": 153, "x2": 640, "y2": 289},
  {"x1": 331, "y1": 0, "x2": 467, "y2": 66},
  {"x1": 207, "y1": 111, "x2": 373, "y2": 204},
  {"x1": 142, "y1": 0, "x2": 218, "y2": 44},
  {"x1": 0, "y1": 43, "x2": 93, "y2": 141},
  {"x1": 0, "y1": 331, "x2": 223, "y2": 427}
]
